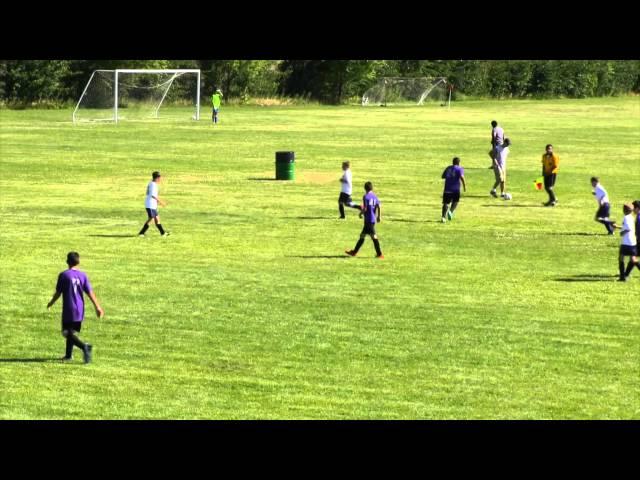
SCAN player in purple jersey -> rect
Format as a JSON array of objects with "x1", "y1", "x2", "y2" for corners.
[
  {"x1": 47, "y1": 252, "x2": 104, "y2": 363},
  {"x1": 441, "y1": 157, "x2": 466, "y2": 223},
  {"x1": 634, "y1": 200, "x2": 640, "y2": 240},
  {"x1": 345, "y1": 182, "x2": 383, "y2": 258}
]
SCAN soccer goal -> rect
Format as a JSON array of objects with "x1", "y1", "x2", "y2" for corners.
[
  {"x1": 72, "y1": 69, "x2": 201, "y2": 123},
  {"x1": 361, "y1": 77, "x2": 451, "y2": 108}
]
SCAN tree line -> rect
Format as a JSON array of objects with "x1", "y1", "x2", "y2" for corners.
[{"x1": 1, "y1": 60, "x2": 639, "y2": 107}]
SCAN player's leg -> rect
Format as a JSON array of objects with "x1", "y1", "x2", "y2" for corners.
[
  {"x1": 491, "y1": 166, "x2": 500, "y2": 197},
  {"x1": 346, "y1": 227, "x2": 367, "y2": 256},
  {"x1": 338, "y1": 193, "x2": 346, "y2": 219},
  {"x1": 449, "y1": 192, "x2": 460, "y2": 219},
  {"x1": 370, "y1": 233, "x2": 383, "y2": 257},
  {"x1": 619, "y1": 249, "x2": 627, "y2": 280},
  {"x1": 152, "y1": 213, "x2": 168, "y2": 236},
  {"x1": 139, "y1": 209, "x2": 154, "y2": 235},
  {"x1": 442, "y1": 192, "x2": 451, "y2": 222}
]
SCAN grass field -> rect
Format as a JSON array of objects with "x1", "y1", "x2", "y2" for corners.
[{"x1": 1, "y1": 98, "x2": 639, "y2": 419}]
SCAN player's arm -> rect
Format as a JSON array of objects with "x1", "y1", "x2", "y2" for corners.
[
  {"x1": 87, "y1": 290, "x2": 104, "y2": 318},
  {"x1": 376, "y1": 204, "x2": 381, "y2": 222},
  {"x1": 460, "y1": 175, "x2": 467, "y2": 192},
  {"x1": 47, "y1": 291, "x2": 62, "y2": 309},
  {"x1": 152, "y1": 195, "x2": 167, "y2": 207}
]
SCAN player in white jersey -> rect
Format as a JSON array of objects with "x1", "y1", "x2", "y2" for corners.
[
  {"x1": 338, "y1": 161, "x2": 362, "y2": 219},
  {"x1": 618, "y1": 203, "x2": 638, "y2": 281},
  {"x1": 490, "y1": 138, "x2": 510, "y2": 198},
  {"x1": 138, "y1": 171, "x2": 169, "y2": 237},
  {"x1": 590, "y1": 177, "x2": 616, "y2": 234}
]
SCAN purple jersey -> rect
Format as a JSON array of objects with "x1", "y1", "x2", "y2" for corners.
[
  {"x1": 56, "y1": 269, "x2": 93, "y2": 323},
  {"x1": 362, "y1": 191, "x2": 380, "y2": 224},
  {"x1": 442, "y1": 165, "x2": 464, "y2": 193}
]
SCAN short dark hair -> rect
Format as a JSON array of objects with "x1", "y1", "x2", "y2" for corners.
[
  {"x1": 452, "y1": 157, "x2": 460, "y2": 165},
  {"x1": 342, "y1": 161, "x2": 350, "y2": 168},
  {"x1": 66, "y1": 252, "x2": 80, "y2": 267},
  {"x1": 546, "y1": 144, "x2": 553, "y2": 150},
  {"x1": 633, "y1": 200, "x2": 640, "y2": 209},
  {"x1": 152, "y1": 171, "x2": 161, "y2": 180},
  {"x1": 491, "y1": 120, "x2": 498, "y2": 127},
  {"x1": 591, "y1": 177, "x2": 599, "y2": 183},
  {"x1": 623, "y1": 203, "x2": 633, "y2": 215},
  {"x1": 364, "y1": 181, "x2": 373, "y2": 192}
]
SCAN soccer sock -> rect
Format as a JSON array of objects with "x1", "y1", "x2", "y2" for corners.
[
  {"x1": 339, "y1": 203, "x2": 345, "y2": 217},
  {"x1": 625, "y1": 261, "x2": 636, "y2": 277},
  {"x1": 139, "y1": 224, "x2": 149, "y2": 235},
  {"x1": 354, "y1": 238, "x2": 365, "y2": 253},
  {"x1": 619, "y1": 261, "x2": 625, "y2": 278},
  {"x1": 450, "y1": 202, "x2": 458, "y2": 213},
  {"x1": 442, "y1": 205, "x2": 448, "y2": 218},
  {"x1": 70, "y1": 334, "x2": 86, "y2": 351},
  {"x1": 65, "y1": 337, "x2": 74, "y2": 358},
  {"x1": 156, "y1": 224, "x2": 166, "y2": 235},
  {"x1": 373, "y1": 239, "x2": 382, "y2": 256}
]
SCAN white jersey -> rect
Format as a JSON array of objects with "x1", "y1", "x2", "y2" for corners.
[
  {"x1": 593, "y1": 184, "x2": 609, "y2": 204},
  {"x1": 145, "y1": 181, "x2": 159, "y2": 209},
  {"x1": 621, "y1": 214, "x2": 637, "y2": 246},
  {"x1": 340, "y1": 169, "x2": 353, "y2": 195},
  {"x1": 496, "y1": 145, "x2": 509, "y2": 167},
  {"x1": 492, "y1": 126, "x2": 504, "y2": 146}
]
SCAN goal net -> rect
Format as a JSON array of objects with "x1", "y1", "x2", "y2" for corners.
[
  {"x1": 362, "y1": 77, "x2": 450, "y2": 107},
  {"x1": 73, "y1": 69, "x2": 201, "y2": 123}
]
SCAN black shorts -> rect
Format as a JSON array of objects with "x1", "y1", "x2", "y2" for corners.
[
  {"x1": 339, "y1": 192, "x2": 353, "y2": 204},
  {"x1": 544, "y1": 174, "x2": 556, "y2": 189},
  {"x1": 146, "y1": 208, "x2": 159, "y2": 218},
  {"x1": 62, "y1": 321, "x2": 82, "y2": 334},
  {"x1": 443, "y1": 191, "x2": 460, "y2": 204},
  {"x1": 620, "y1": 245, "x2": 638, "y2": 256},
  {"x1": 596, "y1": 203, "x2": 611, "y2": 218},
  {"x1": 361, "y1": 222, "x2": 377, "y2": 236}
]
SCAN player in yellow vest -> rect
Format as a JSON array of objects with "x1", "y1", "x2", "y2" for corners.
[
  {"x1": 211, "y1": 88, "x2": 223, "y2": 124},
  {"x1": 541, "y1": 144, "x2": 560, "y2": 206}
]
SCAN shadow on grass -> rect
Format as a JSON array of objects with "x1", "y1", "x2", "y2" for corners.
[
  {"x1": 548, "y1": 232, "x2": 608, "y2": 237},
  {"x1": 391, "y1": 218, "x2": 442, "y2": 223},
  {"x1": 287, "y1": 216, "x2": 328, "y2": 220},
  {"x1": 287, "y1": 255, "x2": 349, "y2": 259},
  {"x1": 89, "y1": 234, "x2": 137, "y2": 238},
  {"x1": 0, "y1": 358, "x2": 60, "y2": 363},
  {"x1": 482, "y1": 204, "x2": 545, "y2": 208},
  {"x1": 554, "y1": 274, "x2": 618, "y2": 282},
  {"x1": 247, "y1": 177, "x2": 278, "y2": 181}
]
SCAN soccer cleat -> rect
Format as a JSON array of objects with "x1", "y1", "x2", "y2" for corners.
[
  {"x1": 138, "y1": 234, "x2": 145, "y2": 238},
  {"x1": 490, "y1": 190, "x2": 498, "y2": 198},
  {"x1": 345, "y1": 250, "x2": 357, "y2": 257},
  {"x1": 339, "y1": 216, "x2": 346, "y2": 219},
  {"x1": 376, "y1": 254, "x2": 384, "y2": 259},
  {"x1": 83, "y1": 344, "x2": 93, "y2": 364},
  {"x1": 441, "y1": 217, "x2": 447, "y2": 223},
  {"x1": 447, "y1": 209, "x2": 453, "y2": 220},
  {"x1": 551, "y1": 200, "x2": 558, "y2": 206},
  {"x1": 617, "y1": 277, "x2": 627, "y2": 282},
  {"x1": 162, "y1": 232, "x2": 171, "y2": 237},
  {"x1": 61, "y1": 356, "x2": 73, "y2": 362}
]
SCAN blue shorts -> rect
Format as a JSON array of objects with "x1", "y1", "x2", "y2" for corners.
[
  {"x1": 146, "y1": 208, "x2": 159, "y2": 218},
  {"x1": 596, "y1": 203, "x2": 611, "y2": 218}
]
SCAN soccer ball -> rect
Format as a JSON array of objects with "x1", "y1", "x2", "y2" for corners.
[{"x1": 504, "y1": 193, "x2": 512, "y2": 200}]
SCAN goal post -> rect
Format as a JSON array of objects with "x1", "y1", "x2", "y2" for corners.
[
  {"x1": 73, "y1": 69, "x2": 201, "y2": 124},
  {"x1": 361, "y1": 77, "x2": 450, "y2": 108}
]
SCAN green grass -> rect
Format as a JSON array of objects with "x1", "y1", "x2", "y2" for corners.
[{"x1": 1, "y1": 98, "x2": 639, "y2": 419}]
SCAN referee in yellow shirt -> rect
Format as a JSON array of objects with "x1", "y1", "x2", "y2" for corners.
[{"x1": 542, "y1": 144, "x2": 560, "y2": 206}]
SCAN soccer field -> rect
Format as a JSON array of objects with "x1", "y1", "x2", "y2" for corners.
[{"x1": 1, "y1": 98, "x2": 639, "y2": 419}]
